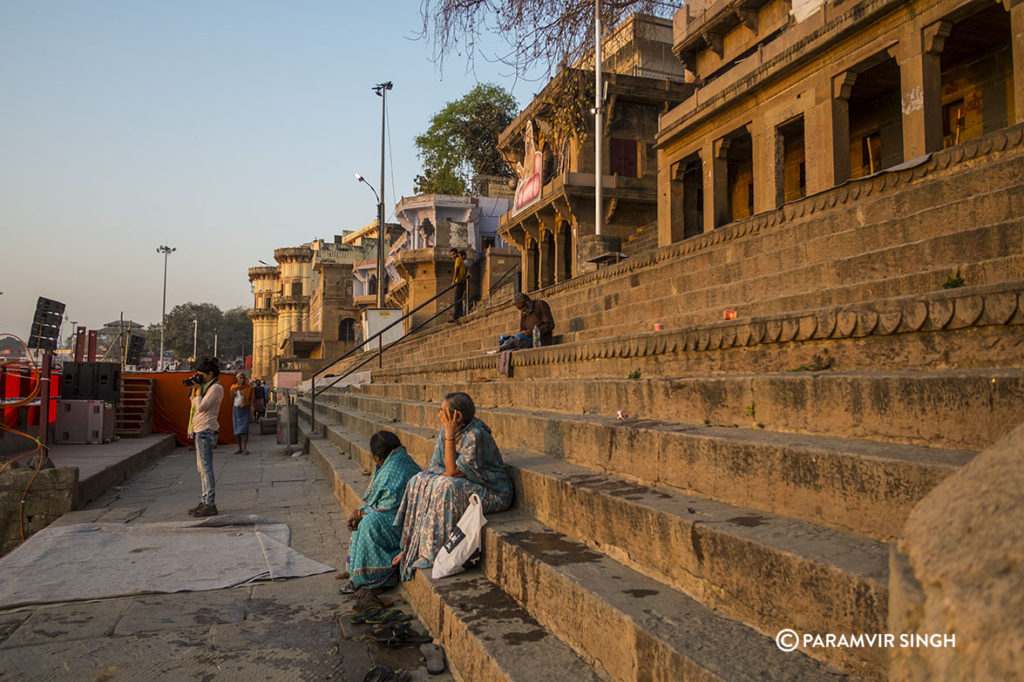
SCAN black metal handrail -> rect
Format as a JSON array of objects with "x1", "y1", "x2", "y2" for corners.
[
  {"x1": 309, "y1": 276, "x2": 466, "y2": 430},
  {"x1": 487, "y1": 263, "x2": 520, "y2": 297}
]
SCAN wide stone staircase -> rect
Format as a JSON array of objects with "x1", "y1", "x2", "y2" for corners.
[{"x1": 299, "y1": 127, "x2": 1024, "y2": 680}]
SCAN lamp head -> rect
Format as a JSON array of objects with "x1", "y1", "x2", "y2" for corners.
[{"x1": 354, "y1": 172, "x2": 365, "y2": 183}]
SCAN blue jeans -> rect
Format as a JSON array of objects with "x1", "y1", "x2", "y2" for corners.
[
  {"x1": 498, "y1": 333, "x2": 533, "y2": 349},
  {"x1": 194, "y1": 429, "x2": 218, "y2": 505}
]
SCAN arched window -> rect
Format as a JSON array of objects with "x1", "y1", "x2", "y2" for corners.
[{"x1": 339, "y1": 318, "x2": 356, "y2": 342}]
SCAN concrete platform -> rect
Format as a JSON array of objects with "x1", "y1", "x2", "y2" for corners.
[
  {"x1": 48, "y1": 434, "x2": 176, "y2": 507},
  {"x1": 0, "y1": 432, "x2": 454, "y2": 681}
]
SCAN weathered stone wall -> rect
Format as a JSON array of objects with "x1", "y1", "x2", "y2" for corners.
[
  {"x1": 889, "y1": 421, "x2": 1024, "y2": 680},
  {"x1": 0, "y1": 466, "x2": 78, "y2": 557}
]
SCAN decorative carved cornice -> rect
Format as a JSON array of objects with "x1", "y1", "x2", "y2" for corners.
[
  {"x1": 248, "y1": 309, "x2": 278, "y2": 321},
  {"x1": 274, "y1": 247, "x2": 313, "y2": 263},
  {"x1": 375, "y1": 281, "x2": 1024, "y2": 379},
  {"x1": 248, "y1": 266, "x2": 280, "y2": 280}
]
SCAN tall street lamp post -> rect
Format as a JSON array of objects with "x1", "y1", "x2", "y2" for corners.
[
  {"x1": 373, "y1": 81, "x2": 392, "y2": 309},
  {"x1": 156, "y1": 245, "x2": 175, "y2": 371},
  {"x1": 354, "y1": 172, "x2": 383, "y2": 300}
]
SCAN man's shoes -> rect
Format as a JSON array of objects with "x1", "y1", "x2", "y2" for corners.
[{"x1": 189, "y1": 503, "x2": 218, "y2": 517}]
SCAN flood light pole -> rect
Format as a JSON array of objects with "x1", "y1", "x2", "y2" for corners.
[
  {"x1": 156, "y1": 244, "x2": 175, "y2": 371},
  {"x1": 373, "y1": 81, "x2": 392, "y2": 308}
]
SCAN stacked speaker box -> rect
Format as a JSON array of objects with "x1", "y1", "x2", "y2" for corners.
[
  {"x1": 55, "y1": 399, "x2": 115, "y2": 444},
  {"x1": 60, "y1": 362, "x2": 121, "y2": 402}
]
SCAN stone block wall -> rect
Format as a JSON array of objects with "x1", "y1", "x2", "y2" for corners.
[{"x1": 0, "y1": 466, "x2": 77, "y2": 557}]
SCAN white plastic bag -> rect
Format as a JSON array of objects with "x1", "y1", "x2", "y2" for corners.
[{"x1": 432, "y1": 493, "x2": 487, "y2": 579}]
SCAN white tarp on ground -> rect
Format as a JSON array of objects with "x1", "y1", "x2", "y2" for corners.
[{"x1": 0, "y1": 515, "x2": 334, "y2": 609}]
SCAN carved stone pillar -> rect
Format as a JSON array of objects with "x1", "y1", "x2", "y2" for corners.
[
  {"x1": 895, "y1": 21, "x2": 951, "y2": 159},
  {"x1": 752, "y1": 122, "x2": 784, "y2": 213},
  {"x1": 831, "y1": 71, "x2": 858, "y2": 185},
  {"x1": 1007, "y1": 0, "x2": 1024, "y2": 124}
]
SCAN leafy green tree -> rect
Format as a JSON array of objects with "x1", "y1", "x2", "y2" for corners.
[
  {"x1": 0, "y1": 337, "x2": 23, "y2": 352},
  {"x1": 218, "y1": 307, "x2": 253, "y2": 362},
  {"x1": 414, "y1": 83, "x2": 519, "y2": 195},
  {"x1": 162, "y1": 303, "x2": 224, "y2": 362}
]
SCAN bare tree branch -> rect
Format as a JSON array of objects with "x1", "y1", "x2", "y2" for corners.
[{"x1": 420, "y1": 0, "x2": 682, "y2": 80}]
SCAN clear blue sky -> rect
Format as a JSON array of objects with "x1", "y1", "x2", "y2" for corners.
[{"x1": 0, "y1": 1, "x2": 543, "y2": 340}]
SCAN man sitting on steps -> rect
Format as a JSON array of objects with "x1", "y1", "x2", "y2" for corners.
[{"x1": 499, "y1": 292, "x2": 555, "y2": 350}]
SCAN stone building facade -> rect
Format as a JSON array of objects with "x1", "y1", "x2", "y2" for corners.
[
  {"x1": 658, "y1": 0, "x2": 1023, "y2": 243},
  {"x1": 247, "y1": 239, "x2": 365, "y2": 381},
  {"x1": 497, "y1": 14, "x2": 694, "y2": 290}
]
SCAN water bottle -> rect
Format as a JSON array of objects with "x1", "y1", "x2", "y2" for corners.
[{"x1": 532, "y1": 325, "x2": 541, "y2": 348}]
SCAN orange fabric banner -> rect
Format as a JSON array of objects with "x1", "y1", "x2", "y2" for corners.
[{"x1": 127, "y1": 372, "x2": 240, "y2": 447}]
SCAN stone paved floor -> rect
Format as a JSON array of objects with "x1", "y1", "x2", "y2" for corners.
[{"x1": 0, "y1": 430, "x2": 448, "y2": 681}]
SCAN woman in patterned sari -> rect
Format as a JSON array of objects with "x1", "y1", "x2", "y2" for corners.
[
  {"x1": 345, "y1": 431, "x2": 421, "y2": 590},
  {"x1": 394, "y1": 392, "x2": 514, "y2": 580}
]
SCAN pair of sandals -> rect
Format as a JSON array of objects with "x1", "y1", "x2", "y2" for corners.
[
  {"x1": 369, "y1": 622, "x2": 433, "y2": 649},
  {"x1": 350, "y1": 607, "x2": 411, "y2": 625},
  {"x1": 362, "y1": 667, "x2": 409, "y2": 682}
]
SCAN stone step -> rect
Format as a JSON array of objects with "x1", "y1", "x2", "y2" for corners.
[
  {"x1": 300, "y1": 399, "x2": 891, "y2": 664},
  {"x1": 384, "y1": 279, "x2": 1024, "y2": 377},
  {"x1": 302, "y1": 425, "x2": 606, "y2": 682},
  {"x1": 302, "y1": 412, "x2": 874, "y2": 678},
  {"x1": 556, "y1": 167, "x2": 1024, "y2": 327},
  {"x1": 313, "y1": 391, "x2": 970, "y2": 541},
  {"x1": 484, "y1": 514, "x2": 866, "y2": 680},
  {"x1": 392, "y1": 179, "x2": 1024, "y2": 365},
  {"x1": 572, "y1": 249, "x2": 1023, "y2": 346},
  {"x1": 369, "y1": 281, "x2": 1024, "y2": 389},
  {"x1": 344, "y1": 369, "x2": 1024, "y2": 451}
]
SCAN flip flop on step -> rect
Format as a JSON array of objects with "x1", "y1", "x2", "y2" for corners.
[
  {"x1": 362, "y1": 666, "x2": 409, "y2": 682},
  {"x1": 420, "y1": 643, "x2": 446, "y2": 675},
  {"x1": 364, "y1": 608, "x2": 410, "y2": 624},
  {"x1": 369, "y1": 623, "x2": 433, "y2": 648},
  {"x1": 338, "y1": 582, "x2": 360, "y2": 595},
  {"x1": 350, "y1": 607, "x2": 384, "y2": 624}
]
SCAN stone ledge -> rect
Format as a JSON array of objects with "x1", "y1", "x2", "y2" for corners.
[
  {"x1": 304, "y1": 399, "x2": 891, "y2": 677},
  {"x1": 890, "y1": 421, "x2": 1024, "y2": 681},
  {"x1": 375, "y1": 280, "x2": 1024, "y2": 380},
  {"x1": 300, "y1": 422, "x2": 603, "y2": 682}
]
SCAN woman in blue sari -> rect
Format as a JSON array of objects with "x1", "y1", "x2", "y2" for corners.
[
  {"x1": 345, "y1": 431, "x2": 421, "y2": 590},
  {"x1": 395, "y1": 392, "x2": 513, "y2": 580}
]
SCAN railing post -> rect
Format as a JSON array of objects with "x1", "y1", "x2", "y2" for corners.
[{"x1": 310, "y1": 376, "x2": 316, "y2": 432}]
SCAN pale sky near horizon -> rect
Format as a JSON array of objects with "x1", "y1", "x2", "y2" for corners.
[{"x1": 0, "y1": 1, "x2": 544, "y2": 341}]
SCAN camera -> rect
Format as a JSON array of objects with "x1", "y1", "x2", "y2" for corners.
[{"x1": 183, "y1": 373, "x2": 204, "y2": 386}]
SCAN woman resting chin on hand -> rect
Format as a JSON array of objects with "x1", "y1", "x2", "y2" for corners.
[{"x1": 393, "y1": 392, "x2": 513, "y2": 580}]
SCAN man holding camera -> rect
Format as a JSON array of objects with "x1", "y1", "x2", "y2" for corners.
[{"x1": 186, "y1": 358, "x2": 224, "y2": 517}]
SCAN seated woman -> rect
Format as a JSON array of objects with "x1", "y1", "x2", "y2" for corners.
[
  {"x1": 395, "y1": 392, "x2": 513, "y2": 580},
  {"x1": 346, "y1": 431, "x2": 421, "y2": 590}
]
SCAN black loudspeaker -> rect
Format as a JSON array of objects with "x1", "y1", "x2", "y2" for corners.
[
  {"x1": 60, "y1": 363, "x2": 81, "y2": 398},
  {"x1": 93, "y1": 363, "x2": 120, "y2": 401},
  {"x1": 126, "y1": 335, "x2": 145, "y2": 365},
  {"x1": 27, "y1": 297, "x2": 65, "y2": 351},
  {"x1": 59, "y1": 361, "x2": 120, "y2": 401}
]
